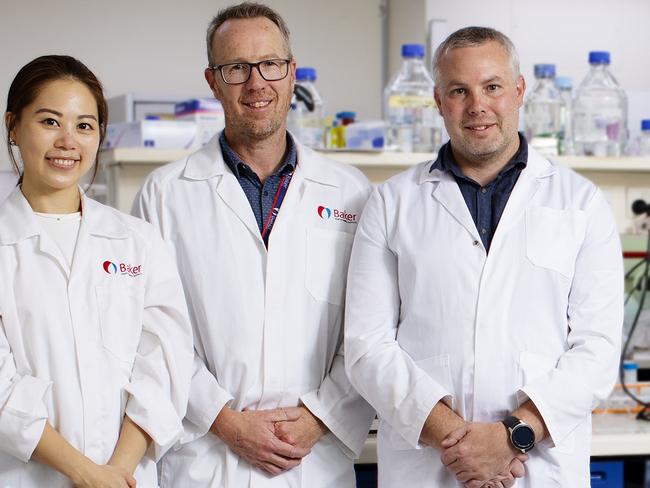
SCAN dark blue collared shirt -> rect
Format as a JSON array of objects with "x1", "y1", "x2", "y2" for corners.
[
  {"x1": 220, "y1": 131, "x2": 297, "y2": 234},
  {"x1": 430, "y1": 133, "x2": 528, "y2": 251}
]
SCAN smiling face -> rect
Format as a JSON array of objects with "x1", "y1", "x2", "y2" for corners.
[
  {"x1": 434, "y1": 41, "x2": 525, "y2": 169},
  {"x1": 8, "y1": 78, "x2": 100, "y2": 200},
  {"x1": 205, "y1": 16, "x2": 296, "y2": 145}
]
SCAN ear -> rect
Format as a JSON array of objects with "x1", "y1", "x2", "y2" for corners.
[
  {"x1": 515, "y1": 75, "x2": 526, "y2": 108},
  {"x1": 205, "y1": 68, "x2": 222, "y2": 102},
  {"x1": 433, "y1": 87, "x2": 443, "y2": 115},
  {"x1": 5, "y1": 112, "x2": 18, "y2": 143}
]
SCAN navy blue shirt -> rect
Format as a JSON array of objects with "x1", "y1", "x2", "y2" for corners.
[
  {"x1": 430, "y1": 133, "x2": 528, "y2": 251},
  {"x1": 220, "y1": 131, "x2": 297, "y2": 234}
]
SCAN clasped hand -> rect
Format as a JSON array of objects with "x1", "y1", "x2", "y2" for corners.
[
  {"x1": 212, "y1": 405, "x2": 327, "y2": 477},
  {"x1": 440, "y1": 422, "x2": 528, "y2": 488}
]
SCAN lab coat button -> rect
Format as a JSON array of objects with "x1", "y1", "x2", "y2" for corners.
[{"x1": 473, "y1": 240, "x2": 480, "y2": 246}]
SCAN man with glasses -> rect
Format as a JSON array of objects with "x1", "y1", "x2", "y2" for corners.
[{"x1": 133, "y1": 2, "x2": 374, "y2": 487}]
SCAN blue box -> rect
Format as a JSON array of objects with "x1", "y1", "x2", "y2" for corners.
[{"x1": 590, "y1": 461, "x2": 623, "y2": 488}]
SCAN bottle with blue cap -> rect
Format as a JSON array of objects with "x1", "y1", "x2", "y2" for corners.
[
  {"x1": 555, "y1": 76, "x2": 574, "y2": 155},
  {"x1": 573, "y1": 51, "x2": 628, "y2": 157},
  {"x1": 384, "y1": 43, "x2": 441, "y2": 153},
  {"x1": 640, "y1": 119, "x2": 650, "y2": 157},
  {"x1": 287, "y1": 67, "x2": 325, "y2": 149},
  {"x1": 524, "y1": 64, "x2": 562, "y2": 157}
]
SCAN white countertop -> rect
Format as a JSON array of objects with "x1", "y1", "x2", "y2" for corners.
[{"x1": 356, "y1": 414, "x2": 650, "y2": 464}]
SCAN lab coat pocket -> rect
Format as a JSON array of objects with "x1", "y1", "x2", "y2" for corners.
[
  {"x1": 525, "y1": 206, "x2": 586, "y2": 278},
  {"x1": 386, "y1": 353, "x2": 453, "y2": 450},
  {"x1": 305, "y1": 228, "x2": 354, "y2": 306},
  {"x1": 518, "y1": 351, "x2": 575, "y2": 453},
  {"x1": 96, "y1": 283, "x2": 145, "y2": 363}
]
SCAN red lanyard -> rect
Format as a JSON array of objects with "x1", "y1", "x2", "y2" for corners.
[{"x1": 261, "y1": 171, "x2": 293, "y2": 247}]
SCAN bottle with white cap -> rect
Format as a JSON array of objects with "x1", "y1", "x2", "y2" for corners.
[
  {"x1": 288, "y1": 67, "x2": 325, "y2": 149},
  {"x1": 524, "y1": 64, "x2": 562, "y2": 157},
  {"x1": 384, "y1": 44, "x2": 441, "y2": 153},
  {"x1": 573, "y1": 51, "x2": 628, "y2": 157},
  {"x1": 555, "y1": 76, "x2": 574, "y2": 155}
]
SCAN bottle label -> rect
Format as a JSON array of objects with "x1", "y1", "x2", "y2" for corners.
[{"x1": 388, "y1": 95, "x2": 436, "y2": 108}]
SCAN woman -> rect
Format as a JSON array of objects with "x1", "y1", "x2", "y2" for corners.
[{"x1": 0, "y1": 55, "x2": 193, "y2": 487}]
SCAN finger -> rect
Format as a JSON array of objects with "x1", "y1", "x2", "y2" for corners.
[
  {"x1": 454, "y1": 470, "x2": 475, "y2": 483},
  {"x1": 440, "y1": 449, "x2": 458, "y2": 466},
  {"x1": 265, "y1": 452, "x2": 302, "y2": 471},
  {"x1": 441, "y1": 424, "x2": 469, "y2": 447},
  {"x1": 514, "y1": 453, "x2": 528, "y2": 463},
  {"x1": 271, "y1": 437, "x2": 310, "y2": 459},
  {"x1": 509, "y1": 458, "x2": 526, "y2": 478},
  {"x1": 257, "y1": 461, "x2": 284, "y2": 476},
  {"x1": 269, "y1": 406, "x2": 303, "y2": 422},
  {"x1": 463, "y1": 481, "x2": 484, "y2": 488}
]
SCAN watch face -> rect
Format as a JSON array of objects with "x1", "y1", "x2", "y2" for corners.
[{"x1": 512, "y1": 424, "x2": 535, "y2": 449}]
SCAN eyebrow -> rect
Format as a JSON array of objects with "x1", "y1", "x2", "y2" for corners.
[{"x1": 34, "y1": 108, "x2": 98, "y2": 121}]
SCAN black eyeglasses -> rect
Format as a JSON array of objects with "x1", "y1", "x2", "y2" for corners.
[{"x1": 209, "y1": 59, "x2": 291, "y2": 85}]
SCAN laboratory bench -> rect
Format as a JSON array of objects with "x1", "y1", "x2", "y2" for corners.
[{"x1": 99, "y1": 148, "x2": 650, "y2": 235}]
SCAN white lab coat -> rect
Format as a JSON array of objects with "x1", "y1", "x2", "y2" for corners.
[
  {"x1": 345, "y1": 148, "x2": 623, "y2": 487},
  {"x1": 133, "y1": 135, "x2": 376, "y2": 488},
  {"x1": 0, "y1": 188, "x2": 194, "y2": 487}
]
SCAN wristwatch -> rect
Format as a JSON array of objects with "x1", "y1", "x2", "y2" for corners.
[{"x1": 502, "y1": 415, "x2": 535, "y2": 453}]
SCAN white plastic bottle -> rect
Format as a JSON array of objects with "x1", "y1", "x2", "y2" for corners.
[
  {"x1": 640, "y1": 120, "x2": 650, "y2": 157},
  {"x1": 289, "y1": 67, "x2": 325, "y2": 149},
  {"x1": 573, "y1": 51, "x2": 628, "y2": 157},
  {"x1": 524, "y1": 64, "x2": 562, "y2": 157},
  {"x1": 555, "y1": 76, "x2": 574, "y2": 155},
  {"x1": 384, "y1": 44, "x2": 441, "y2": 153}
]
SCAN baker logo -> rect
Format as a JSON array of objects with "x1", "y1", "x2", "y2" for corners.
[
  {"x1": 317, "y1": 206, "x2": 331, "y2": 220},
  {"x1": 318, "y1": 205, "x2": 357, "y2": 224},
  {"x1": 102, "y1": 260, "x2": 143, "y2": 277},
  {"x1": 102, "y1": 261, "x2": 118, "y2": 274}
]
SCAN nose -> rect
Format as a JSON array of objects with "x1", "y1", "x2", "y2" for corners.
[
  {"x1": 54, "y1": 129, "x2": 78, "y2": 150},
  {"x1": 466, "y1": 90, "x2": 487, "y2": 116},
  {"x1": 245, "y1": 64, "x2": 267, "y2": 90}
]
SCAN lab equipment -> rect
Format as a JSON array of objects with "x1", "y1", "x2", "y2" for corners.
[
  {"x1": 384, "y1": 44, "x2": 441, "y2": 153},
  {"x1": 573, "y1": 51, "x2": 628, "y2": 157},
  {"x1": 640, "y1": 120, "x2": 650, "y2": 156},
  {"x1": 288, "y1": 67, "x2": 325, "y2": 148},
  {"x1": 555, "y1": 76, "x2": 574, "y2": 155},
  {"x1": 524, "y1": 64, "x2": 562, "y2": 157}
]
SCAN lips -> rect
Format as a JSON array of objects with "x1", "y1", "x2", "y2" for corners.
[
  {"x1": 464, "y1": 123, "x2": 496, "y2": 132},
  {"x1": 243, "y1": 100, "x2": 272, "y2": 109},
  {"x1": 46, "y1": 157, "x2": 79, "y2": 169}
]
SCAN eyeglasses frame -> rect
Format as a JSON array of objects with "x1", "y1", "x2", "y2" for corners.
[{"x1": 208, "y1": 58, "x2": 292, "y2": 85}]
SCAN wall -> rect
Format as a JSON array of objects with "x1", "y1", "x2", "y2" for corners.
[{"x1": 0, "y1": 0, "x2": 383, "y2": 169}]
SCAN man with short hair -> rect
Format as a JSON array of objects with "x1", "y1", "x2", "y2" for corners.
[
  {"x1": 134, "y1": 3, "x2": 374, "y2": 487},
  {"x1": 345, "y1": 26, "x2": 623, "y2": 487}
]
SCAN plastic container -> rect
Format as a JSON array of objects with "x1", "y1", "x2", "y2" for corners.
[
  {"x1": 640, "y1": 119, "x2": 650, "y2": 157},
  {"x1": 524, "y1": 64, "x2": 562, "y2": 157},
  {"x1": 555, "y1": 76, "x2": 574, "y2": 155},
  {"x1": 288, "y1": 67, "x2": 325, "y2": 149},
  {"x1": 344, "y1": 121, "x2": 386, "y2": 150},
  {"x1": 572, "y1": 51, "x2": 628, "y2": 157},
  {"x1": 332, "y1": 111, "x2": 356, "y2": 148},
  {"x1": 622, "y1": 360, "x2": 638, "y2": 384},
  {"x1": 384, "y1": 44, "x2": 441, "y2": 153}
]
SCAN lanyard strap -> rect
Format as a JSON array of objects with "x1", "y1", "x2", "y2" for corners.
[{"x1": 261, "y1": 171, "x2": 293, "y2": 247}]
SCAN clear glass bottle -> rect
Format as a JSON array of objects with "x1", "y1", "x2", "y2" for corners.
[
  {"x1": 555, "y1": 76, "x2": 574, "y2": 155},
  {"x1": 640, "y1": 119, "x2": 650, "y2": 157},
  {"x1": 289, "y1": 67, "x2": 325, "y2": 149},
  {"x1": 572, "y1": 51, "x2": 628, "y2": 157},
  {"x1": 524, "y1": 64, "x2": 562, "y2": 157},
  {"x1": 384, "y1": 44, "x2": 441, "y2": 153}
]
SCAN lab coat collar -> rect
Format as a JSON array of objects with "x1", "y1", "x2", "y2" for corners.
[
  {"x1": 182, "y1": 131, "x2": 340, "y2": 187},
  {"x1": 418, "y1": 144, "x2": 556, "y2": 185},
  {"x1": 0, "y1": 186, "x2": 129, "y2": 245},
  {"x1": 81, "y1": 194, "x2": 130, "y2": 239}
]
